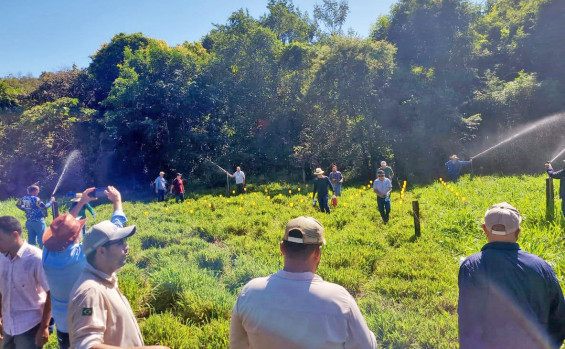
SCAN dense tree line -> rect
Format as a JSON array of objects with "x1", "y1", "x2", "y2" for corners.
[{"x1": 1, "y1": 0, "x2": 564, "y2": 196}]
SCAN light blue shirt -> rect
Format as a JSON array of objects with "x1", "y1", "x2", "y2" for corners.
[
  {"x1": 373, "y1": 178, "x2": 392, "y2": 196},
  {"x1": 42, "y1": 210, "x2": 127, "y2": 332},
  {"x1": 154, "y1": 176, "x2": 167, "y2": 191}
]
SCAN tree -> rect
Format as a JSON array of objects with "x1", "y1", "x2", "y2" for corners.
[
  {"x1": 313, "y1": 0, "x2": 350, "y2": 36},
  {"x1": 261, "y1": 0, "x2": 317, "y2": 44}
]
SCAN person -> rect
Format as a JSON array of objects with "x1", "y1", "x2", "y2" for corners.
[
  {"x1": 458, "y1": 202, "x2": 565, "y2": 348},
  {"x1": 170, "y1": 173, "x2": 185, "y2": 203},
  {"x1": 153, "y1": 171, "x2": 167, "y2": 202},
  {"x1": 67, "y1": 187, "x2": 169, "y2": 349},
  {"x1": 229, "y1": 166, "x2": 246, "y2": 194},
  {"x1": 16, "y1": 185, "x2": 55, "y2": 248},
  {"x1": 328, "y1": 165, "x2": 344, "y2": 197},
  {"x1": 373, "y1": 170, "x2": 392, "y2": 224},
  {"x1": 0, "y1": 215, "x2": 52, "y2": 348},
  {"x1": 230, "y1": 216, "x2": 377, "y2": 348},
  {"x1": 312, "y1": 168, "x2": 334, "y2": 214},
  {"x1": 545, "y1": 161, "x2": 565, "y2": 218},
  {"x1": 377, "y1": 161, "x2": 394, "y2": 180},
  {"x1": 69, "y1": 193, "x2": 95, "y2": 235},
  {"x1": 42, "y1": 187, "x2": 112, "y2": 349},
  {"x1": 445, "y1": 155, "x2": 472, "y2": 182}
]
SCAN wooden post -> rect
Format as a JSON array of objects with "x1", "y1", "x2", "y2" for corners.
[
  {"x1": 412, "y1": 200, "x2": 421, "y2": 237},
  {"x1": 226, "y1": 173, "x2": 230, "y2": 196},
  {"x1": 470, "y1": 161, "x2": 474, "y2": 181},
  {"x1": 546, "y1": 177, "x2": 554, "y2": 221},
  {"x1": 52, "y1": 201, "x2": 59, "y2": 218}
]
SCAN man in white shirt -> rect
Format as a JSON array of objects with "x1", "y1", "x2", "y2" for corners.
[
  {"x1": 229, "y1": 166, "x2": 246, "y2": 194},
  {"x1": 230, "y1": 216, "x2": 377, "y2": 349},
  {"x1": 373, "y1": 170, "x2": 393, "y2": 224},
  {"x1": 0, "y1": 216, "x2": 52, "y2": 348}
]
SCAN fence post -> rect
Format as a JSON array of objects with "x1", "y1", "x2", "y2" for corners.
[
  {"x1": 412, "y1": 200, "x2": 421, "y2": 237},
  {"x1": 226, "y1": 173, "x2": 230, "y2": 196},
  {"x1": 51, "y1": 201, "x2": 59, "y2": 218},
  {"x1": 546, "y1": 177, "x2": 554, "y2": 221}
]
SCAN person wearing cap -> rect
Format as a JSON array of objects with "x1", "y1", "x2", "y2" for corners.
[
  {"x1": 445, "y1": 155, "x2": 471, "y2": 182},
  {"x1": 170, "y1": 173, "x2": 185, "y2": 203},
  {"x1": 67, "y1": 189, "x2": 168, "y2": 349},
  {"x1": 545, "y1": 161, "x2": 565, "y2": 218},
  {"x1": 153, "y1": 171, "x2": 167, "y2": 202},
  {"x1": 312, "y1": 168, "x2": 334, "y2": 213},
  {"x1": 228, "y1": 166, "x2": 246, "y2": 195},
  {"x1": 0, "y1": 215, "x2": 52, "y2": 348},
  {"x1": 328, "y1": 164, "x2": 344, "y2": 197},
  {"x1": 42, "y1": 187, "x2": 118, "y2": 349},
  {"x1": 69, "y1": 194, "x2": 95, "y2": 234},
  {"x1": 373, "y1": 170, "x2": 392, "y2": 224},
  {"x1": 15, "y1": 184, "x2": 56, "y2": 248},
  {"x1": 377, "y1": 161, "x2": 394, "y2": 180},
  {"x1": 230, "y1": 216, "x2": 377, "y2": 348},
  {"x1": 458, "y1": 202, "x2": 565, "y2": 348}
]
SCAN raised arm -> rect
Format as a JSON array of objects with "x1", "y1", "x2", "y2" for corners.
[{"x1": 70, "y1": 188, "x2": 98, "y2": 218}]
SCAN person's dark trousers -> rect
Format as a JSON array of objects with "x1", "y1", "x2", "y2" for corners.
[
  {"x1": 318, "y1": 194, "x2": 331, "y2": 214},
  {"x1": 236, "y1": 183, "x2": 244, "y2": 195},
  {"x1": 175, "y1": 193, "x2": 185, "y2": 203},
  {"x1": 56, "y1": 330, "x2": 70, "y2": 349},
  {"x1": 1, "y1": 323, "x2": 43, "y2": 349},
  {"x1": 377, "y1": 196, "x2": 391, "y2": 223},
  {"x1": 157, "y1": 189, "x2": 165, "y2": 202}
]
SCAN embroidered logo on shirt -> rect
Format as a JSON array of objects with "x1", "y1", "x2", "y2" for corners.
[{"x1": 82, "y1": 308, "x2": 93, "y2": 316}]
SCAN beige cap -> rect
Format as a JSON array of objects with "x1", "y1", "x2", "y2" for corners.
[
  {"x1": 313, "y1": 168, "x2": 324, "y2": 175},
  {"x1": 484, "y1": 202, "x2": 522, "y2": 235},
  {"x1": 284, "y1": 216, "x2": 326, "y2": 245},
  {"x1": 450, "y1": 155, "x2": 459, "y2": 160},
  {"x1": 83, "y1": 220, "x2": 136, "y2": 256}
]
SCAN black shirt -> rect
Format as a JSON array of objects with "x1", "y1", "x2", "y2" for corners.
[{"x1": 312, "y1": 176, "x2": 334, "y2": 198}]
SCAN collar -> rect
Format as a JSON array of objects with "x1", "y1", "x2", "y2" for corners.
[
  {"x1": 481, "y1": 241, "x2": 520, "y2": 251},
  {"x1": 84, "y1": 263, "x2": 118, "y2": 286},
  {"x1": 276, "y1": 270, "x2": 322, "y2": 281},
  {"x1": 4, "y1": 241, "x2": 27, "y2": 261}
]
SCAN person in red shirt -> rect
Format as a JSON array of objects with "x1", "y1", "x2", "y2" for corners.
[{"x1": 170, "y1": 173, "x2": 185, "y2": 203}]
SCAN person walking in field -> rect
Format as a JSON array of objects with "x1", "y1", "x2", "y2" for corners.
[
  {"x1": 153, "y1": 171, "x2": 167, "y2": 202},
  {"x1": 170, "y1": 173, "x2": 185, "y2": 203},
  {"x1": 458, "y1": 202, "x2": 565, "y2": 349},
  {"x1": 16, "y1": 185, "x2": 55, "y2": 248},
  {"x1": 312, "y1": 168, "x2": 334, "y2": 214},
  {"x1": 229, "y1": 166, "x2": 246, "y2": 194},
  {"x1": 373, "y1": 170, "x2": 392, "y2": 224},
  {"x1": 67, "y1": 187, "x2": 169, "y2": 349},
  {"x1": 328, "y1": 164, "x2": 344, "y2": 197},
  {"x1": 377, "y1": 161, "x2": 394, "y2": 180},
  {"x1": 545, "y1": 161, "x2": 565, "y2": 218},
  {"x1": 0, "y1": 215, "x2": 52, "y2": 348},
  {"x1": 230, "y1": 216, "x2": 377, "y2": 349},
  {"x1": 445, "y1": 155, "x2": 472, "y2": 182}
]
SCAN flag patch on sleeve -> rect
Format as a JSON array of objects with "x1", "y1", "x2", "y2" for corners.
[{"x1": 82, "y1": 308, "x2": 93, "y2": 316}]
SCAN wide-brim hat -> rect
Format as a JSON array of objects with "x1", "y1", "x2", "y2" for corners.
[
  {"x1": 70, "y1": 193, "x2": 83, "y2": 203},
  {"x1": 450, "y1": 155, "x2": 459, "y2": 160},
  {"x1": 313, "y1": 168, "x2": 324, "y2": 175},
  {"x1": 43, "y1": 213, "x2": 86, "y2": 252}
]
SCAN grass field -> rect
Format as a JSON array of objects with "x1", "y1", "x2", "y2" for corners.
[{"x1": 1, "y1": 175, "x2": 563, "y2": 348}]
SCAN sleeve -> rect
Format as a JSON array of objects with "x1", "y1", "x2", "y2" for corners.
[
  {"x1": 345, "y1": 295, "x2": 377, "y2": 349},
  {"x1": 445, "y1": 161, "x2": 450, "y2": 167},
  {"x1": 461, "y1": 160, "x2": 471, "y2": 165},
  {"x1": 457, "y1": 262, "x2": 483, "y2": 347},
  {"x1": 110, "y1": 210, "x2": 127, "y2": 228},
  {"x1": 68, "y1": 288, "x2": 107, "y2": 349},
  {"x1": 229, "y1": 301, "x2": 250, "y2": 348},
  {"x1": 327, "y1": 177, "x2": 334, "y2": 192},
  {"x1": 546, "y1": 267, "x2": 565, "y2": 346},
  {"x1": 386, "y1": 180, "x2": 392, "y2": 190},
  {"x1": 35, "y1": 256, "x2": 50, "y2": 292},
  {"x1": 313, "y1": 180, "x2": 318, "y2": 197},
  {"x1": 547, "y1": 167, "x2": 565, "y2": 179}
]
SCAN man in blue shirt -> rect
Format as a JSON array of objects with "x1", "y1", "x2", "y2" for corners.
[
  {"x1": 16, "y1": 185, "x2": 55, "y2": 248},
  {"x1": 41, "y1": 186, "x2": 128, "y2": 349},
  {"x1": 445, "y1": 155, "x2": 472, "y2": 182},
  {"x1": 458, "y1": 202, "x2": 565, "y2": 349},
  {"x1": 373, "y1": 170, "x2": 393, "y2": 224},
  {"x1": 153, "y1": 172, "x2": 167, "y2": 202},
  {"x1": 546, "y1": 161, "x2": 565, "y2": 218}
]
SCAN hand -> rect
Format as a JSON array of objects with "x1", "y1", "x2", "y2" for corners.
[
  {"x1": 105, "y1": 186, "x2": 122, "y2": 203},
  {"x1": 35, "y1": 325, "x2": 49, "y2": 347},
  {"x1": 50, "y1": 196, "x2": 55, "y2": 202},
  {"x1": 79, "y1": 188, "x2": 98, "y2": 205}
]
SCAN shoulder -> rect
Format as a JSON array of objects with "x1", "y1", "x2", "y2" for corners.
[
  {"x1": 240, "y1": 275, "x2": 271, "y2": 294},
  {"x1": 25, "y1": 244, "x2": 44, "y2": 260}
]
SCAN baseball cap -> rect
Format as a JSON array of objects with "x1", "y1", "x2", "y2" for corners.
[
  {"x1": 83, "y1": 220, "x2": 136, "y2": 256},
  {"x1": 381, "y1": 161, "x2": 387, "y2": 166},
  {"x1": 284, "y1": 216, "x2": 326, "y2": 245},
  {"x1": 484, "y1": 202, "x2": 522, "y2": 235},
  {"x1": 43, "y1": 213, "x2": 86, "y2": 252},
  {"x1": 377, "y1": 170, "x2": 385, "y2": 175}
]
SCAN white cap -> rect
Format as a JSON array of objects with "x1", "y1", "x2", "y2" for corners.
[
  {"x1": 484, "y1": 202, "x2": 521, "y2": 235},
  {"x1": 381, "y1": 161, "x2": 387, "y2": 166}
]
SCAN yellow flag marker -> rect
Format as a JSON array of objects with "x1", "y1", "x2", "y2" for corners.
[
  {"x1": 289, "y1": 190, "x2": 292, "y2": 194},
  {"x1": 289, "y1": 202, "x2": 294, "y2": 207},
  {"x1": 232, "y1": 190, "x2": 236, "y2": 194},
  {"x1": 190, "y1": 209, "x2": 194, "y2": 214},
  {"x1": 239, "y1": 206, "x2": 243, "y2": 211},
  {"x1": 165, "y1": 207, "x2": 169, "y2": 211},
  {"x1": 144, "y1": 211, "x2": 148, "y2": 215},
  {"x1": 267, "y1": 196, "x2": 271, "y2": 200},
  {"x1": 298, "y1": 188, "x2": 301, "y2": 192},
  {"x1": 252, "y1": 201, "x2": 256, "y2": 206}
]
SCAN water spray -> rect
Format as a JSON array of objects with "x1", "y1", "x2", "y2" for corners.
[
  {"x1": 550, "y1": 147, "x2": 565, "y2": 163},
  {"x1": 52, "y1": 150, "x2": 81, "y2": 196}
]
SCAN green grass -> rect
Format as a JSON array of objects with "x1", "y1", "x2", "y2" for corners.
[{"x1": 2, "y1": 175, "x2": 563, "y2": 348}]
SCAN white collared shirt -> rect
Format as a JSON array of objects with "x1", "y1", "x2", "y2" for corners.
[
  {"x1": 234, "y1": 171, "x2": 245, "y2": 184},
  {"x1": 0, "y1": 242, "x2": 50, "y2": 336},
  {"x1": 230, "y1": 270, "x2": 377, "y2": 349}
]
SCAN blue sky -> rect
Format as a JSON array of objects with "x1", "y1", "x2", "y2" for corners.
[{"x1": 0, "y1": 0, "x2": 402, "y2": 77}]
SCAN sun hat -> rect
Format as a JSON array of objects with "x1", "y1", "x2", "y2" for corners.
[
  {"x1": 381, "y1": 161, "x2": 387, "y2": 166},
  {"x1": 484, "y1": 202, "x2": 522, "y2": 235},
  {"x1": 284, "y1": 216, "x2": 326, "y2": 245},
  {"x1": 450, "y1": 155, "x2": 459, "y2": 160},
  {"x1": 70, "y1": 193, "x2": 83, "y2": 203},
  {"x1": 43, "y1": 213, "x2": 86, "y2": 252},
  {"x1": 313, "y1": 168, "x2": 324, "y2": 175},
  {"x1": 83, "y1": 221, "x2": 137, "y2": 256}
]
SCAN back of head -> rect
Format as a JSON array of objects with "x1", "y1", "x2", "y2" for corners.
[
  {"x1": 27, "y1": 185, "x2": 39, "y2": 195},
  {"x1": 282, "y1": 217, "x2": 325, "y2": 261},
  {"x1": 484, "y1": 202, "x2": 522, "y2": 241},
  {"x1": 0, "y1": 216, "x2": 22, "y2": 235}
]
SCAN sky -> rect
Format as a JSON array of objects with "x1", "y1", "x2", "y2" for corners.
[{"x1": 0, "y1": 0, "x2": 405, "y2": 77}]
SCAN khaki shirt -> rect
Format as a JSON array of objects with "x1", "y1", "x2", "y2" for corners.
[{"x1": 68, "y1": 263, "x2": 144, "y2": 348}]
